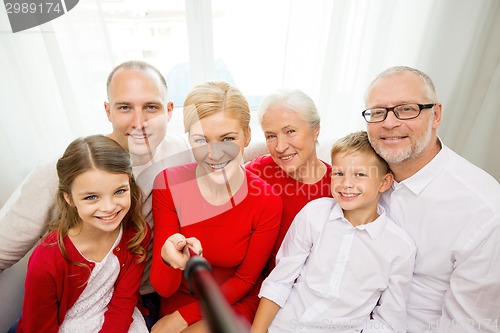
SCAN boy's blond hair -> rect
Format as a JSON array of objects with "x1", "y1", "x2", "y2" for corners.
[{"x1": 330, "y1": 131, "x2": 390, "y2": 174}]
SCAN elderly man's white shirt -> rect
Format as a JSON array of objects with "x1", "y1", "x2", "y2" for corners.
[{"x1": 380, "y1": 144, "x2": 500, "y2": 332}]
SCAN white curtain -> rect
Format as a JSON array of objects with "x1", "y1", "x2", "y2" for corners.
[
  {"x1": 0, "y1": 0, "x2": 114, "y2": 209},
  {"x1": 1, "y1": 0, "x2": 499, "y2": 209},
  {"x1": 279, "y1": 0, "x2": 500, "y2": 180}
]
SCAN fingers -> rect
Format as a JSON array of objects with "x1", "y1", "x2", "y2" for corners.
[
  {"x1": 186, "y1": 237, "x2": 203, "y2": 256},
  {"x1": 167, "y1": 233, "x2": 187, "y2": 250},
  {"x1": 161, "y1": 234, "x2": 203, "y2": 270},
  {"x1": 161, "y1": 233, "x2": 189, "y2": 269}
]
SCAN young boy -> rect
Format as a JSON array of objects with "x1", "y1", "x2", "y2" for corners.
[{"x1": 252, "y1": 131, "x2": 415, "y2": 333}]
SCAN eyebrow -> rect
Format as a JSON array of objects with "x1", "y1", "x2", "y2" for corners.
[
  {"x1": 75, "y1": 182, "x2": 130, "y2": 196},
  {"x1": 191, "y1": 131, "x2": 239, "y2": 138},
  {"x1": 76, "y1": 191, "x2": 97, "y2": 197},
  {"x1": 372, "y1": 101, "x2": 416, "y2": 108},
  {"x1": 281, "y1": 124, "x2": 295, "y2": 130},
  {"x1": 113, "y1": 100, "x2": 162, "y2": 105},
  {"x1": 218, "y1": 131, "x2": 239, "y2": 138},
  {"x1": 265, "y1": 124, "x2": 294, "y2": 133}
]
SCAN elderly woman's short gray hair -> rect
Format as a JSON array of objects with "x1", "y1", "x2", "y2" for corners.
[{"x1": 258, "y1": 89, "x2": 320, "y2": 129}]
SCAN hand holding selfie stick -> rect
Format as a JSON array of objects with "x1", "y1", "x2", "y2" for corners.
[{"x1": 183, "y1": 248, "x2": 249, "y2": 333}]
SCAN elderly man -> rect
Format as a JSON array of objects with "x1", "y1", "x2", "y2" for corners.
[{"x1": 363, "y1": 66, "x2": 500, "y2": 332}]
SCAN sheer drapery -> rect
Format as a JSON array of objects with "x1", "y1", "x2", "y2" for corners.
[
  {"x1": 1, "y1": 0, "x2": 499, "y2": 209},
  {"x1": 283, "y1": 0, "x2": 500, "y2": 178},
  {"x1": 427, "y1": 0, "x2": 500, "y2": 178},
  {"x1": 0, "y1": 0, "x2": 114, "y2": 210}
]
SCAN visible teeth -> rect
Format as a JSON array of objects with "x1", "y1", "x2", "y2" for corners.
[
  {"x1": 280, "y1": 154, "x2": 295, "y2": 160},
  {"x1": 99, "y1": 213, "x2": 117, "y2": 221},
  {"x1": 341, "y1": 193, "x2": 358, "y2": 197},
  {"x1": 210, "y1": 161, "x2": 230, "y2": 169}
]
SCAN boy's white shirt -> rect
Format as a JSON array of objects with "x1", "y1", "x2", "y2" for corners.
[{"x1": 260, "y1": 198, "x2": 415, "y2": 333}]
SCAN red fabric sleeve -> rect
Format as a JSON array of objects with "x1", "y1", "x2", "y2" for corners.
[
  {"x1": 150, "y1": 169, "x2": 183, "y2": 297},
  {"x1": 18, "y1": 246, "x2": 62, "y2": 333}
]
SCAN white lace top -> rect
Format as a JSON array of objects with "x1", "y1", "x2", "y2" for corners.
[{"x1": 59, "y1": 227, "x2": 147, "y2": 333}]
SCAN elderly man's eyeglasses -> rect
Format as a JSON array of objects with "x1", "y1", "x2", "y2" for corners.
[{"x1": 362, "y1": 103, "x2": 436, "y2": 123}]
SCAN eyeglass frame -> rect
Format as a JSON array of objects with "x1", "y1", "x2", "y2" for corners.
[{"x1": 361, "y1": 103, "x2": 436, "y2": 123}]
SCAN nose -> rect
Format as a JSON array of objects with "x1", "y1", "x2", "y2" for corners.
[
  {"x1": 131, "y1": 109, "x2": 146, "y2": 129},
  {"x1": 275, "y1": 136, "x2": 289, "y2": 153},
  {"x1": 381, "y1": 110, "x2": 401, "y2": 129},
  {"x1": 100, "y1": 196, "x2": 116, "y2": 213},
  {"x1": 208, "y1": 142, "x2": 224, "y2": 161},
  {"x1": 341, "y1": 174, "x2": 354, "y2": 188}
]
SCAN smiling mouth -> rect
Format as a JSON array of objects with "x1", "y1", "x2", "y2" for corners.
[
  {"x1": 381, "y1": 135, "x2": 407, "y2": 141},
  {"x1": 96, "y1": 212, "x2": 119, "y2": 222},
  {"x1": 209, "y1": 161, "x2": 231, "y2": 170},
  {"x1": 129, "y1": 133, "x2": 151, "y2": 140},
  {"x1": 279, "y1": 153, "x2": 296, "y2": 161},
  {"x1": 339, "y1": 192, "x2": 360, "y2": 198}
]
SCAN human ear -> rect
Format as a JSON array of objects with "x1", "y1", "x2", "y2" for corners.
[
  {"x1": 432, "y1": 103, "x2": 442, "y2": 129},
  {"x1": 63, "y1": 192, "x2": 74, "y2": 206},
  {"x1": 166, "y1": 101, "x2": 174, "y2": 121},
  {"x1": 244, "y1": 127, "x2": 251, "y2": 147},
  {"x1": 104, "y1": 101, "x2": 111, "y2": 121},
  {"x1": 379, "y1": 172, "x2": 394, "y2": 193},
  {"x1": 313, "y1": 124, "x2": 320, "y2": 141}
]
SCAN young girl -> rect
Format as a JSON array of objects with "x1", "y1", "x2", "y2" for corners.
[{"x1": 16, "y1": 135, "x2": 150, "y2": 333}]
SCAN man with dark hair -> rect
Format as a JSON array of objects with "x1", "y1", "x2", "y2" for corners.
[{"x1": 0, "y1": 60, "x2": 194, "y2": 329}]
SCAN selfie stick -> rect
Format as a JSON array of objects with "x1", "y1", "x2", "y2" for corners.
[{"x1": 183, "y1": 248, "x2": 249, "y2": 333}]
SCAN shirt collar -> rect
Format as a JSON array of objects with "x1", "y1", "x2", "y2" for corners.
[
  {"x1": 394, "y1": 138, "x2": 448, "y2": 195},
  {"x1": 329, "y1": 202, "x2": 388, "y2": 239}
]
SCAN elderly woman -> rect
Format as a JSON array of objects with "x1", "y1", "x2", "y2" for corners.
[
  {"x1": 150, "y1": 82, "x2": 282, "y2": 333},
  {"x1": 246, "y1": 89, "x2": 332, "y2": 273}
]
